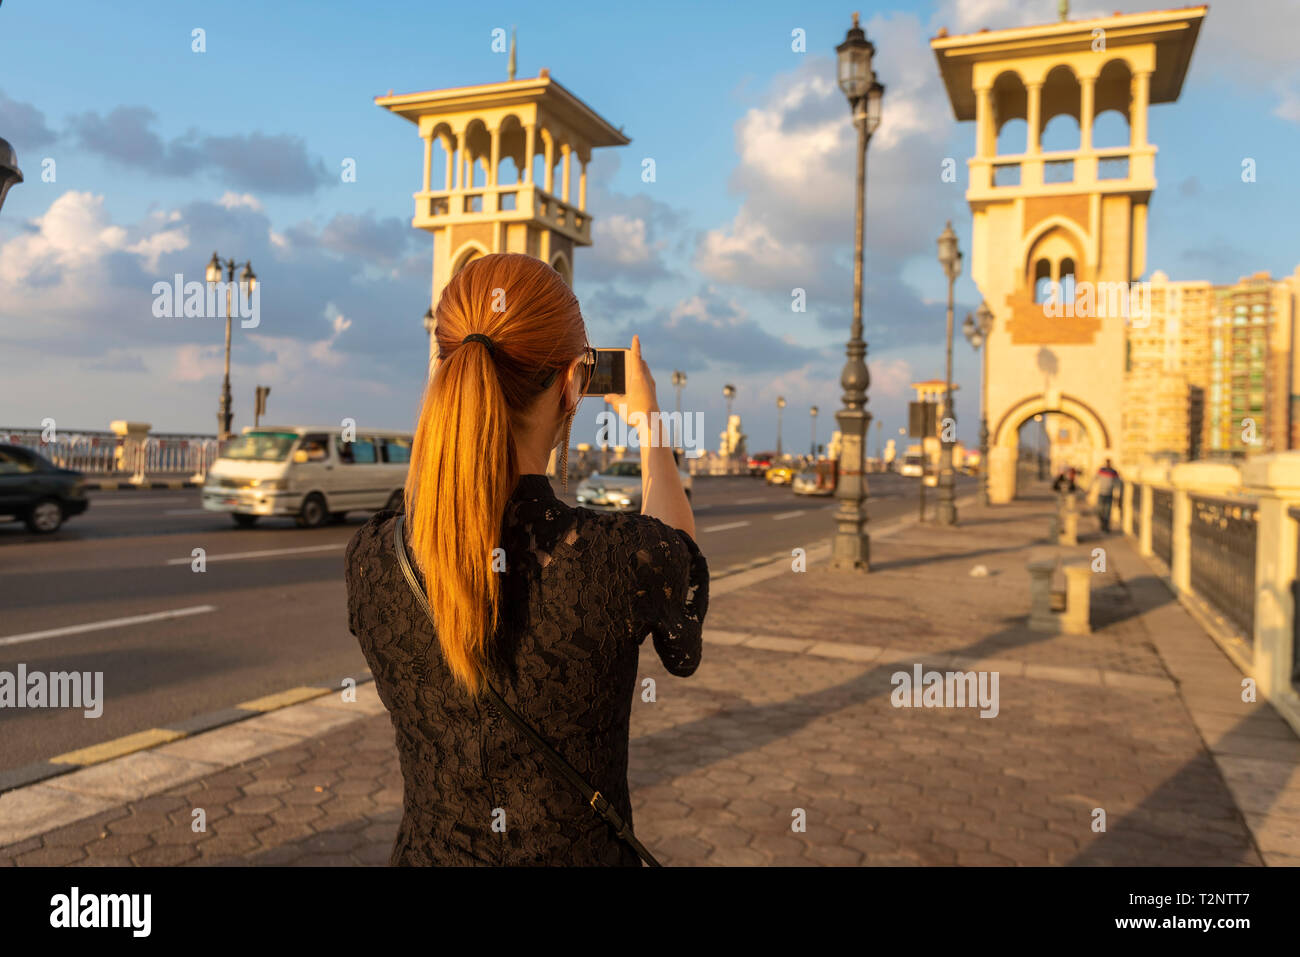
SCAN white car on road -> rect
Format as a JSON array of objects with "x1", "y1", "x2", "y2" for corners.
[{"x1": 575, "y1": 457, "x2": 693, "y2": 511}]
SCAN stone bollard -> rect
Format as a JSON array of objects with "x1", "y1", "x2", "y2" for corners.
[
  {"x1": 1027, "y1": 559, "x2": 1060, "y2": 633},
  {"x1": 1057, "y1": 493, "x2": 1078, "y2": 546},
  {"x1": 110, "y1": 420, "x2": 151, "y2": 486},
  {"x1": 1062, "y1": 561, "x2": 1093, "y2": 634}
]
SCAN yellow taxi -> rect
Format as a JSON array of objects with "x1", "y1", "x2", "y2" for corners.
[{"x1": 765, "y1": 463, "x2": 797, "y2": 486}]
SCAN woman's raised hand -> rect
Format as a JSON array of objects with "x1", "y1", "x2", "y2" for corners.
[{"x1": 604, "y1": 335, "x2": 659, "y2": 426}]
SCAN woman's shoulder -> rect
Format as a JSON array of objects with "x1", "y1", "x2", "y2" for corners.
[
  {"x1": 346, "y1": 508, "x2": 400, "y2": 580},
  {"x1": 570, "y1": 507, "x2": 701, "y2": 560}
]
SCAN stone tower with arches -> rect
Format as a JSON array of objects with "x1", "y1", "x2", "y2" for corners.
[
  {"x1": 932, "y1": 6, "x2": 1205, "y2": 502},
  {"x1": 378, "y1": 69, "x2": 629, "y2": 361}
]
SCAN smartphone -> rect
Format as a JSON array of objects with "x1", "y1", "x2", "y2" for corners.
[{"x1": 583, "y1": 348, "x2": 626, "y2": 396}]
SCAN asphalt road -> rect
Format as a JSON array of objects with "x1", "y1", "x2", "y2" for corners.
[{"x1": 0, "y1": 472, "x2": 973, "y2": 770}]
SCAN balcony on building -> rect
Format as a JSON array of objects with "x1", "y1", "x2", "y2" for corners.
[
  {"x1": 931, "y1": 7, "x2": 1205, "y2": 204},
  {"x1": 376, "y1": 72, "x2": 629, "y2": 248}
]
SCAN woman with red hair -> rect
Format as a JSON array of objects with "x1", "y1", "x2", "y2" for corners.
[{"x1": 346, "y1": 253, "x2": 706, "y2": 865}]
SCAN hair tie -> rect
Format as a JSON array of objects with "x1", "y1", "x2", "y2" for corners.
[{"x1": 461, "y1": 333, "x2": 496, "y2": 355}]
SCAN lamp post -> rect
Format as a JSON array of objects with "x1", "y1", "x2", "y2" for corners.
[
  {"x1": 722, "y1": 383, "x2": 736, "y2": 473},
  {"x1": 776, "y1": 396, "x2": 786, "y2": 458},
  {"x1": 1035, "y1": 413, "x2": 1046, "y2": 479},
  {"x1": 963, "y1": 301, "x2": 994, "y2": 506},
  {"x1": 206, "y1": 251, "x2": 257, "y2": 442},
  {"x1": 0, "y1": 137, "x2": 22, "y2": 216},
  {"x1": 810, "y1": 405, "x2": 819, "y2": 458},
  {"x1": 831, "y1": 12, "x2": 883, "y2": 571},
  {"x1": 672, "y1": 370, "x2": 687, "y2": 449},
  {"x1": 935, "y1": 221, "x2": 962, "y2": 526}
]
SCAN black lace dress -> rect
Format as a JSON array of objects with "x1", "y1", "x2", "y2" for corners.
[{"x1": 346, "y1": 473, "x2": 708, "y2": 866}]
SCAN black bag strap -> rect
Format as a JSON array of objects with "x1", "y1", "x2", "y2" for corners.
[{"x1": 392, "y1": 515, "x2": 661, "y2": 867}]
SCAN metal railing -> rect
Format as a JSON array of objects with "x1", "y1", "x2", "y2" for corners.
[
  {"x1": 1124, "y1": 460, "x2": 1300, "y2": 738},
  {"x1": 1, "y1": 429, "x2": 219, "y2": 477},
  {"x1": 1151, "y1": 488, "x2": 1173, "y2": 566},
  {"x1": 1189, "y1": 494, "x2": 1258, "y2": 639}
]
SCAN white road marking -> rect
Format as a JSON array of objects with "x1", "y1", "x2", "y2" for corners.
[
  {"x1": 701, "y1": 521, "x2": 751, "y2": 533},
  {"x1": 693, "y1": 504, "x2": 713, "y2": 511},
  {"x1": 772, "y1": 510, "x2": 806, "y2": 520},
  {"x1": 164, "y1": 509, "x2": 210, "y2": 515},
  {"x1": 165, "y1": 543, "x2": 344, "y2": 566},
  {"x1": 735, "y1": 497, "x2": 766, "y2": 505},
  {"x1": 0, "y1": 605, "x2": 217, "y2": 648}
]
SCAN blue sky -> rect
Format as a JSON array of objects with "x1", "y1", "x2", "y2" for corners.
[{"x1": 2, "y1": 0, "x2": 1298, "y2": 452}]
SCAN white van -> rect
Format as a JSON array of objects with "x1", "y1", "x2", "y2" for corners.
[
  {"x1": 899, "y1": 453, "x2": 925, "y2": 478},
  {"x1": 202, "y1": 425, "x2": 411, "y2": 528}
]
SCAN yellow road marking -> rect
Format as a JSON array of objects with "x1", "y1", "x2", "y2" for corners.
[
  {"x1": 49, "y1": 728, "x2": 186, "y2": 766},
  {"x1": 236, "y1": 686, "x2": 329, "y2": 712}
]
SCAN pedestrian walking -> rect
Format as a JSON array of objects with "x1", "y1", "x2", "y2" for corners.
[
  {"x1": 346, "y1": 253, "x2": 707, "y2": 866},
  {"x1": 1095, "y1": 458, "x2": 1121, "y2": 533}
]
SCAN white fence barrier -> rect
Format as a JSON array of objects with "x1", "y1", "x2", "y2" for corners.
[{"x1": 0, "y1": 429, "x2": 220, "y2": 478}]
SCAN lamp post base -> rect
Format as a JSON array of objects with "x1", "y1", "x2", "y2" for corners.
[
  {"x1": 832, "y1": 408, "x2": 871, "y2": 572},
  {"x1": 830, "y1": 532, "x2": 870, "y2": 571},
  {"x1": 937, "y1": 466, "x2": 957, "y2": 525}
]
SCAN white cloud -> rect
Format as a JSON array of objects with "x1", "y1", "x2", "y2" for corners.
[
  {"x1": 931, "y1": 0, "x2": 1135, "y2": 35},
  {"x1": 694, "y1": 12, "x2": 955, "y2": 296},
  {"x1": 128, "y1": 228, "x2": 190, "y2": 271},
  {"x1": 218, "y1": 192, "x2": 264, "y2": 212},
  {"x1": 169, "y1": 343, "x2": 225, "y2": 383},
  {"x1": 869, "y1": 357, "x2": 914, "y2": 398},
  {"x1": 0, "y1": 191, "x2": 127, "y2": 284},
  {"x1": 695, "y1": 207, "x2": 820, "y2": 288},
  {"x1": 592, "y1": 214, "x2": 654, "y2": 266},
  {"x1": 1273, "y1": 80, "x2": 1300, "y2": 123}
]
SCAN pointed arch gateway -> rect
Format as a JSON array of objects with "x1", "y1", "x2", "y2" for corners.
[
  {"x1": 550, "y1": 251, "x2": 571, "y2": 286},
  {"x1": 451, "y1": 241, "x2": 488, "y2": 276}
]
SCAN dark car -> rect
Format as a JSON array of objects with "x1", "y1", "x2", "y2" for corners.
[
  {"x1": 747, "y1": 451, "x2": 776, "y2": 476},
  {"x1": 0, "y1": 443, "x2": 89, "y2": 533}
]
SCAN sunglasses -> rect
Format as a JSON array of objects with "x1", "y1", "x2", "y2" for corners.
[{"x1": 538, "y1": 347, "x2": 595, "y2": 392}]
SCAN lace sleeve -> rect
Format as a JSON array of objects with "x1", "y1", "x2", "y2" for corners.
[{"x1": 613, "y1": 514, "x2": 708, "y2": 677}]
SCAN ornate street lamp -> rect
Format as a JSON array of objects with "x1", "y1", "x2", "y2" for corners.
[
  {"x1": 722, "y1": 383, "x2": 736, "y2": 473},
  {"x1": 776, "y1": 396, "x2": 786, "y2": 458},
  {"x1": 831, "y1": 12, "x2": 883, "y2": 571},
  {"x1": 936, "y1": 220, "x2": 962, "y2": 525},
  {"x1": 206, "y1": 251, "x2": 257, "y2": 442},
  {"x1": 810, "y1": 405, "x2": 819, "y2": 458},
  {"x1": 963, "y1": 300, "x2": 994, "y2": 506},
  {"x1": 0, "y1": 137, "x2": 22, "y2": 216}
]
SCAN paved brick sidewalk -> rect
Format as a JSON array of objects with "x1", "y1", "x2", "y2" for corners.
[{"x1": 3, "y1": 494, "x2": 1298, "y2": 865}]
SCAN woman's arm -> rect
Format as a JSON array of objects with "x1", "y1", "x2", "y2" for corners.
[{"x1": 605, "y1": 335, "x2": 695, "y2": 540}]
